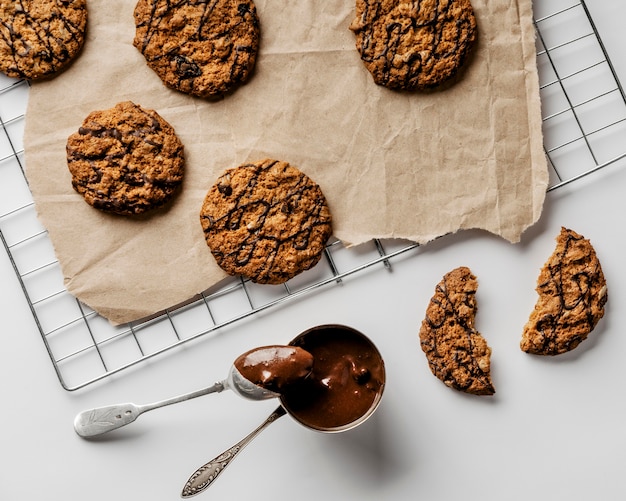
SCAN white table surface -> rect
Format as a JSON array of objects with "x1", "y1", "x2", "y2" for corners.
[{"x1": 2, "y1": 2, "x2": 626, "y2": 500}]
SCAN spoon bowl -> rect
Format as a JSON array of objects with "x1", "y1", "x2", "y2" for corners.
[{"x1": 224, "y1": 365, "x2": 280, "y2": 400}]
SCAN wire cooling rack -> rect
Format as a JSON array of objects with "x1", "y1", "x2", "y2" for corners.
[
  {"x1": 1, "y1": 0, "x2": 625, "y2": 391},
  {"x1": 535, "y1": 1, "x2": 626, "y2": 190}
]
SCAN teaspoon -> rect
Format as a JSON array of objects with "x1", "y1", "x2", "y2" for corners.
[{"x1": 73, "y1": 364, "x2": 280, "y2": 438}]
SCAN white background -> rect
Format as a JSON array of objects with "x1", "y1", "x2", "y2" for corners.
[{"x1": 2, "y1": 1, "x2": 626, "y2": 500}]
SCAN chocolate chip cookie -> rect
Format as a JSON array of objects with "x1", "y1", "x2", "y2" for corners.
[
  {"x1": 66, "y1": 101, "x2": 185, "y2": 216},
  {"x1": 0, "y1": 0, "x2": 87, "y2": 80},
  {"x1": 349, "y1": 0, "x2": 478, "y2": 90},
  {"x1": 133, "y1": 0, "x2": 260, "y2": 99},
  {"x1": 520, "y1": 227, "x2": 608, "y2": 355},
  {"x1": 419, "y1": 266, "x2": 495, "y2": 395},
  {"x1": 200, "y1": 159, "x2": 333, "y2": 284}
]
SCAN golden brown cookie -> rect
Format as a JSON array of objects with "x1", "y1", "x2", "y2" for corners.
[
  {"x1": 66, "y1": 101, "x2": 185, "y2": 216},
  {"x1": 0, "y1": 0, "x2": 87, "y2": 80},
  {"x1": 349, "y1": 0, "x2": 478, "y2": 91},
  {"x1": 419, "y1": 266, "x2": 494, "y2": 395},
  {"x1": 200, "y1": 159, "x2": 333, "y2": 284},
  {"x1": 520, "y1": 227, "x2": 608, "y2": 355},
  {"x1": 133, "y1": 0, "x2": 260, "y2": 99}
]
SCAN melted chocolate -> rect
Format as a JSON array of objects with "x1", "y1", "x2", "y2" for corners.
[
  {"x1": 281, "y1": 325, "x2": 385, "y2": 431},
  {"x1": 234, "y1": 345, "x2": 314, "y2": 393}
]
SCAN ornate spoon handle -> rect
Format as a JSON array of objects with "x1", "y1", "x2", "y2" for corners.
[{"x1": 181, "y1": 406, "x2": 287, "y2": 498}]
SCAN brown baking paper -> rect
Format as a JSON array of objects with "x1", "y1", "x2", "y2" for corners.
[{"x1": 24, "y1": 0, "x2": 547, "y2": 325}]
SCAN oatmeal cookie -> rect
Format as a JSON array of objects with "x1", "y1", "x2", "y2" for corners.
[
  {"x1": 200, "y1": 159, "x2": 333, "y2": 284},
  {"x1": 419, "y1": 266, "x2": 494, "y2": 395},
  {"x1": 66, "y1": 101, "x2": 185, "y2": 216},
  {"x1": 520, "y1": 227, "x2": 608, "y2": 355},
  {"x1": 349, "y1": 0, "x2": 478, "y2": 90},
  {"x1": 133, "y1": 0, "x2": 260, "y2": 99},
  {"x1": 0, "y1": 0, "x2": 87, "y2": 80}
]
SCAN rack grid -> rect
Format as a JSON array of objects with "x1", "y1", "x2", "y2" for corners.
[{"x1": 1, "y1": 0, "x2": 624, "y2": 391}]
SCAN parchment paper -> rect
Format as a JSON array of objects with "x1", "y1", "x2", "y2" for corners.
[{"x1": 23, "y1": 0, "x2": 547, "y2": 325}]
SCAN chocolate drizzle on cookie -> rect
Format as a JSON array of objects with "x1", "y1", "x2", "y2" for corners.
[
  {"x1": 419, "y1": 266, "x2": 495, "y2": 395},
  {"x1": 133, "y1": 0, "x2": 260, "y2": 99},
  {"x1": 521, "y1": 227, "x2": 608, "y2": 355},
  {"x1": 66, "y1": 101, "x2": 185, "y2": 216},
  {"x1": 0, "y1": 0, "x2": 87, "y2": 80},
  {"x1": 349, "y1": 0, "x2": 477, "y2": 90},
  {"x1": 200, "y1": 159, "x2": 333, "y2": 285}
]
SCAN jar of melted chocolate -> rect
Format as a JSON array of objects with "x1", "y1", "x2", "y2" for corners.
[{"x1": 280, "y1": 324, "x2": 385, "y2": 432}]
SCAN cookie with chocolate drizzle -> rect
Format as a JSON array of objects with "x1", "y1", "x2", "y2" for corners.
[
  {"x1": 349, "y1": 0, "x2": 478, "y2": 91},
  {"x1": 419, "y1": 266, "x2": 495, "y2": 395},
  {"x1": 133, "y1": 0, "x2": 260, "y2": 99},
  {"x1": 200, "y1": 159, "x2": 333, "y2": 285},
  {"x1": 521, "y1": 227, "x2": 608, "y2": 355},
  {"x1": 0, "y1": 0, "x2": 87, "y2": 80},
  {"x1": 66, "y1": 101, "x2": 185, "y2": 216}
]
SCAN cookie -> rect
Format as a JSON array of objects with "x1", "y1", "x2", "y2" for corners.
[
  {"x1": 0, "y1": 0, "x2": 87, "y2": 80},
  {"x1": 419, "y1": 266, "x2": 494, "y2": 395},
  {"x1": 520, "y1": 227, "x2": 608, "y2": 355},
  {"x1": 66, "y1": 101, "x2": 185, "y2": 216},
  {"x1": 133, "y1": 0, "x2": 260, "y2": 99},
  {"x1": 349, "y1": 0, "x2": 478, "y2": 91},
  {"x1": 200, "y1": 159, "x2": 333, "y2": 284}
]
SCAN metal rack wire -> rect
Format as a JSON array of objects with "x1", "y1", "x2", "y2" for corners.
[
  {"x1": 534, "y1": 1, "x2": 626, "y2": 190},
  {"x1": 1, "y1": 0, "x2": 624, "y2": 391}
]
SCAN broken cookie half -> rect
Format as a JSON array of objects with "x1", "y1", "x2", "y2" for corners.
[
  {"x1": 419, "y1": 266, "x2": 495, "y2": 395},
  {"x1": 520, "y1": 227, "x2": 608, "y2": 355}
]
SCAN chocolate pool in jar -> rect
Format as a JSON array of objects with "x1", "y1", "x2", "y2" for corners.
[{"x1": 281, "y1": 324, "x2": 385, "y2": 432}]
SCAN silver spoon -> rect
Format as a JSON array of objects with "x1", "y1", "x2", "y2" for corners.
[{"x1": 73, "y1": 365, "x2": 279, "y2": 438}]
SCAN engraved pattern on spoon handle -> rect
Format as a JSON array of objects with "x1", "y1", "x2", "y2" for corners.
[
  {"x1": 74, "y1": 403, "x2": 142, "y2": 437},
  {"x1": 181, "y1": 406, "x2": 287, "y2": 498}
]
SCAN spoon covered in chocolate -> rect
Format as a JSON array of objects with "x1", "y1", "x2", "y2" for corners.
[
  {"x1": 232, "y1": 345, "x2": 315, "y2": 396},
  {"x1": 182, "y1": 324, "x2": 385, "y2": 497},
  {"x1": 73, "y1": 345, "x2": 314, "y2": 438}
]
